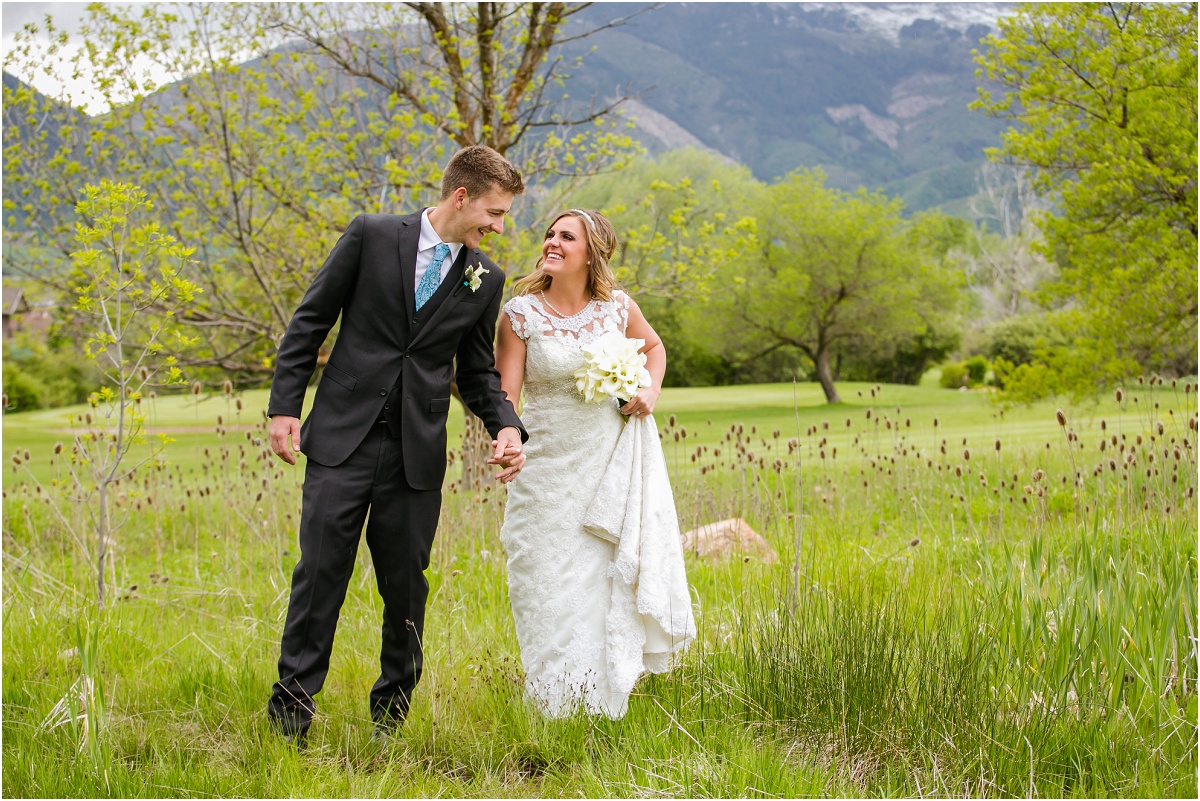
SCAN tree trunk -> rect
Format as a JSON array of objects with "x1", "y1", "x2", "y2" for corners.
[
  {"x1": 815, "y1": 347, "x2": 841, "y2": 404},
  {"x1": 96, "y1": 482, "x2": 109, "y2": 609}
]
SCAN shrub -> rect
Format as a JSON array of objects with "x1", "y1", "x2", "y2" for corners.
[
  {"x1": 2, "y1": 364, "x2": 48, "y2": 411},
  {"x1": 839, "y1": 328, "x2": 961, "y2": 386},
  {"x1": 940, "y1": 357, "x2": 992, "y2": 390},
  {"x1": 939, "y1": 361, "x2": 970, "y2": 389},
  {"x1": 663, "y1": 342, "x2": 735, "y2": 387},
  {"x1": 964, "y1": 355, "x2": 989, "y2": 385},
  {"x1": 2, "y1": 338, "x2": 95, "y2": 410},
  {"x1": 992, "y1": 358, "x2": 1066, "y2": 404},
  {"x1": 984, "y1": 314, "x2": 1068, "y2": 367}
]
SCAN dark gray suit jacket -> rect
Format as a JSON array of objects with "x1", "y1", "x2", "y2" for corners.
[{"x1": 267, "y1": 211, "x2": 525, "y2": 489}]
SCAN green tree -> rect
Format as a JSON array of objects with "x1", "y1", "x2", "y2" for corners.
[
  {"x1": 565, "y1": 149, "x2": 761, "y2": 386},
  {"x1": 838, "y1": 211, "x2": 970, "y2": 386},
  {"x1": 61, "y1": 181, "x2": 200, "y2": 608},
  {"x1": 973, "y1": 2, "x2": 1198, "y2": 393},
  {"x1": 700, "y1": 169, "x2": 964, "y2": 403},
  {"x1": 3, "y1": 2, "x2": 641, "y2": 381},
  {"x1": 567, "y1": 148, "x2": 761, "y2": 299}
]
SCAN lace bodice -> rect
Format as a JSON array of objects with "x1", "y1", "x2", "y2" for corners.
[
  {"x1": 505, "y1": 289, "x2": 630, "y2": 344},
  {"x1": 503, "y1": 290, "x2": 631, "y2": 408}
]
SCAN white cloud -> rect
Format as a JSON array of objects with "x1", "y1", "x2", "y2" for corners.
[
  {"x1": 2, "y1": 2, "x2": 170, "y2": 114},
  {"x1": 2, "y1": 2, "x2": 88, "y2": 38}
]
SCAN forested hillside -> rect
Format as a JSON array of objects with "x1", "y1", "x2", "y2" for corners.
[{"x1": 561, "y1": 2, "x2": 1013, "y2": 211}]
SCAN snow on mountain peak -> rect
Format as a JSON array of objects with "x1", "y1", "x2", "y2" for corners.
[{"x1": 804, "y1": 3, "x2": 1014, "y2": 44}]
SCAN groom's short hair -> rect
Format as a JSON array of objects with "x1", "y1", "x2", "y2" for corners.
[{"x1": 441, "y1": 145, "x2": 525, "y2": 200}]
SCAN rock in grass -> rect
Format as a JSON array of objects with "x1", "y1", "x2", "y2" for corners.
[{"x1": 680, "y1": 518, "x2": 777, "y2": 563}]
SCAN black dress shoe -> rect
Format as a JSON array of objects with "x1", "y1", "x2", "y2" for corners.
[
  {"x1": 283, "y1": 728, "x2": 310, "y2": 749},
  {"x1": 371, "y1": 718, "x2": 403, "y2": 743},
  {"x1": 269, "y1": 712, "x2": 311, "y2": 746}
]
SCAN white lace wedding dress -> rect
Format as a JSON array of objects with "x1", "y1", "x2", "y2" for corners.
[{"x1": 499, "y1": 290, "x2": 696, "y2": 719}]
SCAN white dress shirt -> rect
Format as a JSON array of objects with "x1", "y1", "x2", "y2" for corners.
[{"x1": 414, "y1": 208, "x2": 464, "y2": 290}]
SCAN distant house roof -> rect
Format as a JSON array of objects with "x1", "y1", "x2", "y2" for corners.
[{"x1": 2, "y1": 286, "x2": 28, "y2": 316}]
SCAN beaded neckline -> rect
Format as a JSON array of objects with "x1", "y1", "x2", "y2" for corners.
[
  {"x1": 538, "y1": 290, "x2": 598, "y2": 320},
  {"x1": 530, "y1": 292, "x2": 600, "y2": 324}
]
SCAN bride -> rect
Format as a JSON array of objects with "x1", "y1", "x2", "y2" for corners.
[{"x1": 494, "y1": 208, "x2": 696, "y2": 719}]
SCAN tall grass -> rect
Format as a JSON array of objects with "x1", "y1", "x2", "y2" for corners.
[{"x1": 3, "y1": 380, "x2": 1196, "y2": 796}]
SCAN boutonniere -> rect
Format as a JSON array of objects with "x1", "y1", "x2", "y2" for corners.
[{"x1": 463, "y1": 262, "x2": 489, "y2": 292}]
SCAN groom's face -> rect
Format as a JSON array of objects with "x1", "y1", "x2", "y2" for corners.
[{"x1": 451, "y1": 186, "x2": 515, "y2": 249}]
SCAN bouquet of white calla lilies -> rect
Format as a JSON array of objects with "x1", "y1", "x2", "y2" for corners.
[{"x1": 575, "y1": 331, "x2": 652, "y2": 403}]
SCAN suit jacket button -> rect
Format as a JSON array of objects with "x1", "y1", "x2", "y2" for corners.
[
  {"x1": 380, "y1": 388, "x2": 387, "y2": 396},
  {"x1": 411, "y1": 318, "x2": 418, "y2": 325},
  {"x1": 403, "y1": 351, "x2": 411, "y2": 358}
]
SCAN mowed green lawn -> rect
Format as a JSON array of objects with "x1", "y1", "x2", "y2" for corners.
[{"x1": 3, "y1": 376, "x2": 1157, "y2": 479}]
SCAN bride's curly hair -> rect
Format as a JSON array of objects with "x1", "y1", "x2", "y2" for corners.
[{"x1": 513, "y1": 209, "x2": 620, "y2": 301}]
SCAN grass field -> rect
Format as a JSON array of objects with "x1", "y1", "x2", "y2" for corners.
[{"x1": 3, "y1": 379, "x2": 1196, "y2": 797}]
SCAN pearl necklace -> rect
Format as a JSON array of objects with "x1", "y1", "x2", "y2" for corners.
[{"x1": 539, "y1": 290, "x2": 592, "y2": 319}]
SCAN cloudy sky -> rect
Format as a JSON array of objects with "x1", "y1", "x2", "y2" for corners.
[
  {"x1": 3, "y1": 2, "x2": 167, "y2": 112},
  {"x1": 5, "y1": 3, "x2": 116, "y2": 111},
  {"x1": 3, "y1": 2, "x2": 90, "y2": 37}
]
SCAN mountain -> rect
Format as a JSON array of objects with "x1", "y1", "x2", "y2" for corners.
[
  {"x1": 2, "y1": 70, "x2": 88, "y2": 156},
  {"x1": 560, "y1": 2, "x2": 1016, "y2": 213},
  {"x1": 3, "y1": 3, "x2": 1016, "y2": 219},
  {"x1": 2, "y1": 71, "x2": 89, "y2": 230}
]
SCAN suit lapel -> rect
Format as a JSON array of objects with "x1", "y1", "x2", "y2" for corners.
[{"x1": 398, "y1": 212, "x2": 422, "y2": 322}]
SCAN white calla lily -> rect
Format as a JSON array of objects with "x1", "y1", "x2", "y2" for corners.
[{"x1": 573, "y1": 331, "x2": 652, "y2": 407}]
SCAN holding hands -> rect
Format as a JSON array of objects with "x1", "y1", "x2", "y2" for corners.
[
  {"x1": 270, "y1": 413, "x2": 526, "y2": 483},
  {"x1": 488, "y1": 426, "x2": 527, "y2": 483}
]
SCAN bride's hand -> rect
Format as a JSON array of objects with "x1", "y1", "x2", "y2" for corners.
[
  {"x1": 620, "y1": 386, "x2": 660, "y2": 418},
  {"x1": 488, "y1": 427, "x2": 527, "y2": 483}
]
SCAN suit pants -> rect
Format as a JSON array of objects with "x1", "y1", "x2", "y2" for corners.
[{"x1": 267, "y1": 424, "x2": 442, "y2": 732}]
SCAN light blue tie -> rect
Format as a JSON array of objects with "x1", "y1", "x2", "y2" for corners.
[{"x1": 415, "y1": 243, "x2": 451, "y2": 311}]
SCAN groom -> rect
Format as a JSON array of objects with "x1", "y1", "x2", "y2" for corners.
[{"x1": 265, "y1": 145, "x2": 528, "y2": 741}]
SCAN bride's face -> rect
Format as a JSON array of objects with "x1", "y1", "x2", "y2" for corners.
[{"x1": 541, "y1": 216, "x2": 590, "y2": 279}]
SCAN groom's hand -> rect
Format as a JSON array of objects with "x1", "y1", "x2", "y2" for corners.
[
  {"x1": 487, "y1": 426, "x2": 526, "y2": 483},
  {"x1": 268, "y1": 415, "x2": 302, "y2": 465}
]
